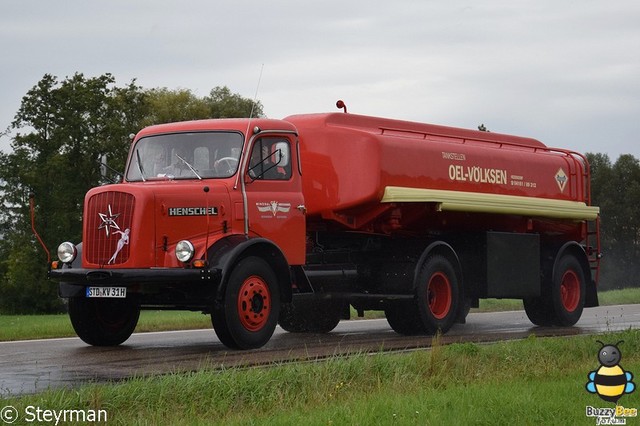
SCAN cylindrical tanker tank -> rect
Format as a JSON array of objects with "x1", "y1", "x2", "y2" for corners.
[{"x1": 285, "y1": 112, "x2": 598, "y2": 222}]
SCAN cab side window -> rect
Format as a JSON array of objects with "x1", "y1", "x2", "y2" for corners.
[{"x1": 248, "y1": 138, "x2": 292, "y2": 180}]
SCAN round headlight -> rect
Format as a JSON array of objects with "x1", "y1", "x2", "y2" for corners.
[
  {"x1": 175, "y1": 240, "x2": 195, "y2": 263},
  {"x1": 57, "y1": 242, "x2": 77, "y2": 264}
]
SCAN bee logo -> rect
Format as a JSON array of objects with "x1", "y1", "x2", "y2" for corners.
[{"x1": 586, "y1": 340, "x2": 635, "y2": 403}]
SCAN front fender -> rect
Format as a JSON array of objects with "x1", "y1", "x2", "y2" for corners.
[{"x1": 207, "y1": 235, "x2": 292, "y2": 303}]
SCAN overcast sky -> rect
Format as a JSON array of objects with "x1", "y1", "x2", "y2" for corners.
[{"x1": 1, "y1": 0, "x2": 639, "y2": 160}]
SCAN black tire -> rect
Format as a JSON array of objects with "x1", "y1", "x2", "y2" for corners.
[
  {"x1": 523, "y1": 296, "x2": 554, "y2": 326},
  {"x1": 385, "y1": 302, "x2": 424, "y2": 335},
  {"x1": 456, "y1": 297, "x2": 472, "y2": 324},
  {"x1": 386, "y1": 254, "x2": 460, "y2": 336},
  {"x1": 415, "y1": 255, "x2": 460, "y2": 335},
  {"x1": 212, "y1": 256, "x2": 280, "y2": 349},
  {"x1": 279, "y1": 298, "x2": 343, "y2": 333},
  {"x1": 549, "y1": 253, "x2": 586, "y2": 326},
  {"x1": 68, "y1": 297, "x2": 139, "y2": 346},
  {"x1": 524, "y1": 252, "x2": 586, "y2": 327}
]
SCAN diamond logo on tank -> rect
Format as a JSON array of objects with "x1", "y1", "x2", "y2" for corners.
[
  {"x1": 86, "y1": 192, "x2": 135, "y2": 265},
  {"x1": 555, "y1": 168, "x2": 568, "y2": 193}
]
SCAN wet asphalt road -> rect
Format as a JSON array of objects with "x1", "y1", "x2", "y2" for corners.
[{"x1": 1, "y1": 304, "x2": 638, "y2": 396}]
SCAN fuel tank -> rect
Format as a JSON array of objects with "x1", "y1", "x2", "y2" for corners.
[{"x1": 285, "y1": 113, "x2": 598, "y2": 221}]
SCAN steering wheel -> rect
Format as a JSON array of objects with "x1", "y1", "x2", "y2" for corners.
[{"x1": 214, "y1": 157, "x2": 239, "y2": 175}]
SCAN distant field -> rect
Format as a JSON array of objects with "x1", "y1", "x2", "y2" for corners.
[{"x1": 0, "y1": 288, "x2": 638, "y2": 342}]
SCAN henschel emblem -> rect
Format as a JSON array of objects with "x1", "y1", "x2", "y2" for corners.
[
  {"x1": 257, "y1": 201, "x2": 291, "y2": 217},
  {"x1": 98, "y1": 204, "x2": 121, "y2": 237}
]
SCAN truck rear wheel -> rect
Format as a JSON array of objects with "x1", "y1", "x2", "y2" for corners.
[
  {"x1": 416, "y1": 255, "x2": 460, "y2": 334},
  {"x1": 212, "y1": 256, "x2": 280, "y2": 349},
  {"x1": 524, "y1": 252, "x2": 586, "y2": 327},
  {"x1": 550, "y1": 253, "x2": 586, "y2": 326},
  {"x1": 68, "y1": 297, "x2": 139, "y2": 346},
  {"x1": 279, "y1": 298, "x2": 343, "y2": 333},
  {"x1": 385, "y1": 302, "x2": 423, "y2": 335},
  {"x1": 523, "y1": 297, "x2": 553, "y2": 326},
  {"x1": 386, "y1": 254, "x2": 460, "y2": 335}
]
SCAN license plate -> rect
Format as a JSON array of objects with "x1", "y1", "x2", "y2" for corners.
[{"x1": 86, "y1": 286, "x2": 127, "y2": 298}]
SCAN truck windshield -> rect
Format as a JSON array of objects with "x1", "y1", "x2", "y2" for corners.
[{"x1": 126, "y1": 131, "x2": 244, "y2": 181}]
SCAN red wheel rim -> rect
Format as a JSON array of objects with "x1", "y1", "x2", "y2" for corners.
[
  {"x1": 237, "y1": 275, "x2": 271, "y2": 332},
  {"x1": 560, "y1": 270, "x2": 580, "y2": 312},
  {"x1": 427, "y1": 272, "x2": 452, "y2": 320}
]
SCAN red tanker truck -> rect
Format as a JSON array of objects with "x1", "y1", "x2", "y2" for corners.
[{"x1": 48, "y1": 102, "x2": 601, "y2": 349}]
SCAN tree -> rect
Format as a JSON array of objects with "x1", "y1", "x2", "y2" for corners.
[
  {"x1": 0, "y1": 73, "x2": 147, "y2": 313},
  {"x1": 206, "y1": 86, "x2": 264, "y2": 118},
  {"x1": 607, "y1": 155, "x2": 640, "y2": 287},
  {"x1": 587, "y1": 153, "x2": 613, "y2": 222},
  {"x1": 141, "y1": 86, "x2": 263, "y2": 127},
  {"x1": 142, "y1": 88, "x2": 209, "y2": 127},
  {"x1": 587, "y1": 153, "x2": 640, "y2": 289}
]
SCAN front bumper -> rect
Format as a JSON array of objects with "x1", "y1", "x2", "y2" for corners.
[
  {"x1": 49, "y1": 267, "x2": 222, "y2": 306},
  {"x1": 49, "y1": 267, "x2": 217, "y2": 285}
]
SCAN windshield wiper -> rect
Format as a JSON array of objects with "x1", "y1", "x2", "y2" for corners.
[
  {"x1": 136, "y1": 149, "x2": 146, "y2": 182},
  {"x1": 175, "y1": 154, "x2": 202, "y2": 180}
]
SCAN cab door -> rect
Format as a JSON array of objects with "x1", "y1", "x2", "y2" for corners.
[{"x1": 243, "y1": 135, "x2": 305, "y2": 265}]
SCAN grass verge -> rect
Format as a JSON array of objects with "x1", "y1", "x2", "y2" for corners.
[
  {"x1": 0, "y1": 311, "x2": 212, "y2": 342},
  {"x1": 0, "y1": 288, "x2": 639, "y2": 342},
  {"x1": 2, "y1": 329, "x2": 639, "y2": 424}
]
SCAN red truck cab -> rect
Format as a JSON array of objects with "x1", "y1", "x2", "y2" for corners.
[{"x1": 51, "y1": 118, "x2": 306, "y2": 349}]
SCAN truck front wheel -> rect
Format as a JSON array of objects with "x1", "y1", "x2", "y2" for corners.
[
  {"x1": 212, "y1": 256, "x2": 281, "y2": 349},
  {"x1": 68, "y1": 297, "x2": 140, "y2": 346}
]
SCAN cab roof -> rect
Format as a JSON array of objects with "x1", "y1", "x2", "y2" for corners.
[{"x1": 135, "y1": 118, "x2": 297, "y2": 139}]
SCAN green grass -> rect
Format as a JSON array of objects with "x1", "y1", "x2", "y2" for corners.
[
  {"x1": 474, "y1": 287, "x2": 640, "y2": 312},
  {"x1": 2, "y1": 329, "x2": 639, "y2": 424},
  {"x1": 0, "y1": 310, "x2": 211, "y2": 342},
  {"x1": 597, "y1": 287, "x2": 640, "y2": 305},
  {"x1": 0, "y1": 288, "x2": 639, "y2": 342}
]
